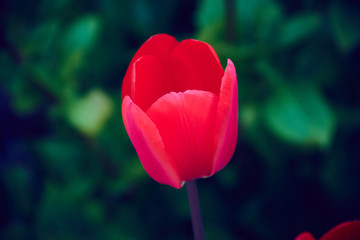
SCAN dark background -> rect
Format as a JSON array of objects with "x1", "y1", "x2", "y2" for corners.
[{"x1": 1, "y1": 0, "x2": 360, "y2": 239}]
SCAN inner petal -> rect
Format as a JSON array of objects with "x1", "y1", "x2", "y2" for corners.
[
  {"x1": 146, "y1": 90, "x2": 219, "y2": 181},
  {"x1": 168, "y1": 39, "x2": 224, "y2": 95},
  {"x1": 131, "y1": 55, "x2": 168, "y2": 111},
  {"x1": 122, "y1": 34, "x2": 178, "y2": 99}
]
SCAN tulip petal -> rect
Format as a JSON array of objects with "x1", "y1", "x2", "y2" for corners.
[
  {"x1": 122, "y1": 96, "x2": 182, "y2": 188},
  {"x1": 211, "y1": 59, "x2": 238, "y2": 175},
  {"x1": 147, "y1": 90, "x2": 219, "y2": 181},
  {"x1": 122, "y1": 34, "x2": 178, "y2": 99},
  {"x1": 295, "y1": 232, "x2": 316, "y2": 240},
  {"x1": 320, "y1": 221, "x2": 360, "y2": 240},
  {"x1": 130, "y1": 55, "x2": 168, "y2": 111},
  {"x1": 168, "y1": 39, "x2": 223, "y2": 95}
]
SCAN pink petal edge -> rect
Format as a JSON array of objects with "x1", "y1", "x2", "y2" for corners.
[
  {"x1": 211, "y1": 59, "x2": 238, "y2": 175},
  {"x1": 122, "y1": 96, "x2": 182, "y2": 188}
]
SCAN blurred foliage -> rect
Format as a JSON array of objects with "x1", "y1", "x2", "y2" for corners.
[{"x1": 1, "y1": 0, "x2": 360, "y2": 239}]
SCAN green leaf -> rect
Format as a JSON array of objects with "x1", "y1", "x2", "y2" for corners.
[
  {"x1": 278, "y1": 13, "x2": 321, "y2": 47},
  {"x1": 35, "y1": 138, "x2": 85, "y2": 179},
  {"x1": 330, "y1": 1, "x2": 360, "y2": 53},
  {"x1": 63, "y1": 15, "x2": 100, "y2": 54},
  {"x1": 61, "y1": 15, "x2": 101, "y2": 80},
  {"x1": 196, "y1": 0, "x2": 225, "y2": 29},
  {"x1": 236, "y1": 0, "x2": 281, "y2": 26},
  {"x1": 264, "y1": 84, "x2": 336, "y2": 147},
  {"x1": 25, "y1": 20, "x2": 59, "y2": 57},
  {"x1": 22, "y1": 64, "x2": 62, "y2": 100},
  {"x1": 36, "y1": 180, "x2": 97, "y2": 240},
  {"x1": 2, "y1": 165, "x2": 33, "y2": 215},
  {"x1": 66, "y1": 89, "x2": 114, "y2": 136},
  {"x1": 8, "y1": 74, "x2": 45, "y2": 114}
]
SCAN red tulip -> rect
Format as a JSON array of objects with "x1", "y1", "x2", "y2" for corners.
[
  {"x1": 295, "y1": 221, "x2": 360, "y2": 240},
  {"x1": 295, "y1": 232, "x2": 316, "y2": 240},
  {"x1": 121, "y1": 34, "x2": 238, "y2": 188}
]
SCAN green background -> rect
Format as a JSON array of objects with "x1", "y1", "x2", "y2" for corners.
[{"x1": 1, "y1": 0, "x2": 360, "y2": 239}]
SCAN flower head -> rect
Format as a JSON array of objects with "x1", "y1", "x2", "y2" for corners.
[
  {"x1": 122, "y1": 34, "x2": 238, "y2": 188},
  {"x1": 295, "y1": 221, "x2": 360, "y2": 240}
]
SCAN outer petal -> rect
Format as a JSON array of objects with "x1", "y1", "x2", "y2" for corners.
[
  {"x1": 146, "y1": 90, "x2": 219, "y2": 181},
  {"x1": 320, "y1": 221, "x2": 360, "y2": 240},
  {"x1": 122, "y1": 34, "x2": 178, "y2": 99},
  {"x1": 295, "y1": 232, "x2": 316, "y2": 240},
  {"x1": 122, "y1": 96, "x2": 182, "y2": 188},
  {"x1": 211, "y1": 59, "x2": 238, "y2": 175},
  {"x1": 130, "y1": 55, "x2": 168, "y2": 111},
  {"x1": 168, "y1": 39, "x2": 224, "y2": 95}
]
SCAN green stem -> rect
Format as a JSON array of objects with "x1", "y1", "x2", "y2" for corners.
[{"x1": 186, "y1": 180, "x2": 205, "y2": 240}]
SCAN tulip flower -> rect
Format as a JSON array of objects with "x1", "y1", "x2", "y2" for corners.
[
  {"x1": 295, "y1": 220, "x2": 360, "y2": 240},
  {"x1": 121, "y1": 34, "x2": 238, "y2": 189}
]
